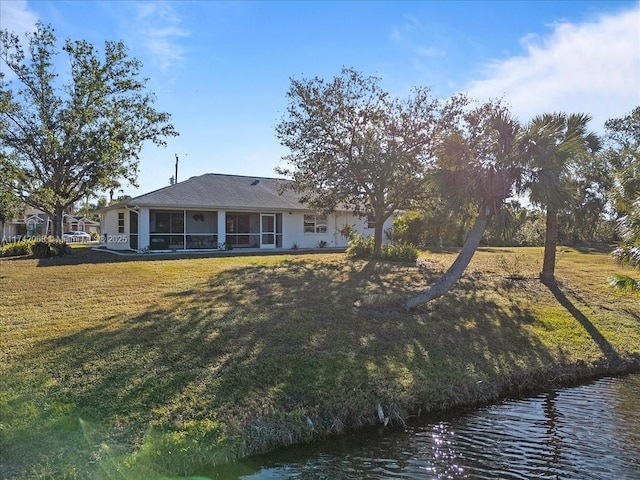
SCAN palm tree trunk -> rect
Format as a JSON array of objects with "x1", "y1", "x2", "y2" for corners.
[
  {"x1": 404, "y1": 213, "x2": 490, "y2": 310},
  {"x1": 540, "y1": 206, "x2": 558, "y2": 284}
]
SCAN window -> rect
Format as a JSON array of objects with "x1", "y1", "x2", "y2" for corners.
[
  {"x1": 149, "y1": 210, "x2": 185, "y2": 250},
  {"x1": 129, "y1": 211, "x2": 138, "y2": 250},
  {"x1": 366, "y1": 214, "x2": 376, "y2": 230},
  {"x1": 304, "y1": 214, "x2": 327, "y2": 233},
  {"x1": 26, "y1": 219, "x2": 38, "y2": 237},
  {"x1": 150, "y1": 211, "x2": 184, "y2": 233},
  {"x1": 118, "y1": 212, "x2": 125, "y2": 233}
]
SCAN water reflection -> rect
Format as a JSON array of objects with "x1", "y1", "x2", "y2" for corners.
[{"x1": 209, "y1": 374, "x2": 640, "y2": 480}]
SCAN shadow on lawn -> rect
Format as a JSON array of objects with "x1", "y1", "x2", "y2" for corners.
[
  {"x1": 544, "y1": 280, "x2": 622, "y2": 367},
  {"x1": 3, "y1": 258, "x2": 623, "y2": 477}
]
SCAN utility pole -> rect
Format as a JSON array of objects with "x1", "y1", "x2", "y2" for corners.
[{"x1": 175, "y1": 154, "x2": 179, "y2": 183}]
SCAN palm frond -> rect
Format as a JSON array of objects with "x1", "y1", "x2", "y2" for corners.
[{"x1": 608, "y1": 273, "x2": 640, "y2": 292}]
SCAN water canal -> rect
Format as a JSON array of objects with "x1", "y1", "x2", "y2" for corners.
[{"x1": 210, "y1": 373, "x2": 640, "y2": 479}]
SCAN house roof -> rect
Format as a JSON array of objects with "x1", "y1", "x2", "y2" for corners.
[
  {"x1": 65, "y1": 215, "x2": 100, "y2": 225},
  {"x1": 105, "y1": 173, "x2": 307, "y2": 212}
]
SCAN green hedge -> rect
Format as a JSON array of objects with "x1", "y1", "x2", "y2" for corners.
[
  {"x1": 0, "y1": 238, "x2": 70, "y2": 258},
  {"x1": 0, "y1": 239, "x2": 34, "y2": 257},
  {"x1": 345, "y1": 234, "x2": 418, "y2": 262}
]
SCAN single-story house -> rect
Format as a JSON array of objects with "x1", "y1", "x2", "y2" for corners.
[
  {"x1": 1, "y1": 206, "x2": 100, "y2": 242},
  {"x1": 98, "y1": 173, "x2": 394, "y2": 252},
  {"x1": 65, "y1": 214, "x2": 101, "y2": 235}
]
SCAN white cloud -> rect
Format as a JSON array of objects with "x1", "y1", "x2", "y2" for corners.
[
  {"x1": 131, "y1": 1, "x2": 189, "y2": 71},
  {"x1": 0, "y1": 1, "x2": 38, "y2": 81},
  {"x1": 388, "y1": 13, "x2": 447, "y2": 81},
  {"x1": 466, "y1": 6, "x2": 640, "y2": 131},
  {"x1": 0, "y1": 0, "x2": 38, "y2": 38},
  {"x1": 415, "y1": 46, "x2": 445, "y2": 58},
  {"x1": 390, "y1": 14, "x2": 425, "y2": 43}
]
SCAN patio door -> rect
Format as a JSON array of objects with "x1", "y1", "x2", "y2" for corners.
[{"x1": 260, "y1": 214, "x2": 276, "y2": 249}]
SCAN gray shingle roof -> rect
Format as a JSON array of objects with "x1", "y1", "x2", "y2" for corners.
[{"x1": 115, "y1": 173, "x2": 307, "y2": 211}]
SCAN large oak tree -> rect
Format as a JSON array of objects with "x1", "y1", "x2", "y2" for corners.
[
  {"x1": 275, "y1": 67, "x2": 462, "y2": 253},
  {"x1": 0, "y1": 22, "x2": 178, "y2": 237}
]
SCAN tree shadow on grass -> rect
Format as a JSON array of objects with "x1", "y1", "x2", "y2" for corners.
[
  {"x1": 544, "y1": 280, "x2": 622, "y2": 367},
  {"x1": 624, "y1": 308, "x2": 640, "y2": 323},
  {"x1": 0, "y1": 258, "x2": 586, "y2": 477}
]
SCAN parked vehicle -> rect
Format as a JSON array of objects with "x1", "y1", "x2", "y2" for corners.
[{"x1": 62, "y1": 231, "x2": 91, "y2": 243}]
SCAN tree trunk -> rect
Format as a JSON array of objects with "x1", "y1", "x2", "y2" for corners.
[
  {"x1": 373, "y1": 217, "x2": 384, "y2": 255},
  {"x1": 52, "y1": 205, "x2": 64, "y2": 238},
  {"x1": 540, "y1": 206, "x2": 558, "y2": 285},
  {"x1": 404, "y1": 213, "x2": 491, "y2": 310}
]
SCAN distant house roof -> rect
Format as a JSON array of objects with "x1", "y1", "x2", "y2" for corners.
[
  {"x1": 65, "y1": 214, "x2": 100, "y2": 226},
  {"x1": 103, "y1": 173, "x2": 307, "y2": 211}
]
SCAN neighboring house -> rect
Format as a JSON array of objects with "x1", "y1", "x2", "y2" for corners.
[
  {"x1": 2, "y1": 208, "x2": 49, "y2": 240},
  {"x1": 1, "y1": 206, "x2": 100, "y2": 241},
  {"x1": 98, "y1": 173, "x2": 394, "y2": 252},
  {"x1": 64, "y1": 215, "x2": 101, "y2": 235}
]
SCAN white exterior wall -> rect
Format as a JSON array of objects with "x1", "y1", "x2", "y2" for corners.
[
  {"x1": 100, "y1": 207, "x2": 395, "y2": 252},
  {"x1": 282, "y1": 211, "x2": 394, "y2": 250},
  {"x1": 101, "y1": 208, "x2": 131, "y2": 251},
  {"x1": 138, "y1": 208, "x2": 150, "y2": 251},
  {"x1": 217, "y1": 210, "x2": 226, "y2": 247}
]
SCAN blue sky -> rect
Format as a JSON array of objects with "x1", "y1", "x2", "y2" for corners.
[{"x1": 2, "y1": 0, "x2": 639, "y2": 198}]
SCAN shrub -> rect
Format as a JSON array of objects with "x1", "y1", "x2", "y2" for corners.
[
  {"x1": 0, "y1": 239, "x2": 34, "y2": 257},
  {"x1": 0, "y1": 238, "x2": 70, "y2": 258},
  {"x1": 339, "y1": 224, "x2": 355, "y2": 240},
  {"x1": 497, "y1": 253, "x2": 526, "y2": 279},
  {"x1": 346, "y1": 234, "x2": 417, "y2": 262},
  {"x1": 378, "y1": 243, "x2": 418, "y2": 262},
  {"x1": 31, "y1": 239, "x2": 70, "y2": 258},
  {"x1": 345, "y1": 234, "x2": 374, "y2": 258},
  {"x1": 514, "y1": 217, "x2": 546, "y2": 246},
  {"x1": 392, "y1": 211, "x2": 424, "y2": 246}
]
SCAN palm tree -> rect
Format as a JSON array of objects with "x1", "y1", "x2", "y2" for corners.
[
  {"x1": 612, "y1": 195, "x2": 640, "y2": 267},
  {"x1": 404, "y1": 106, "x2": 523, "y2": 310},
  {"x1": 522, "y1": 113, "x2": 601, "y2": 285},
  {"x1": 605, "y1": 107, "x2": 640, "y2": 224}
]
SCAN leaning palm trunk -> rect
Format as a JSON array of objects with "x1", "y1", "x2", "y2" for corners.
[{"x1": 404, "y1": 213, "x2": 491, "y2": 310}]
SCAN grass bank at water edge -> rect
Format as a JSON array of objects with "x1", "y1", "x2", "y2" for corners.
[{"x1": 1, "y1": 246, "x2": 639, "y2": 478}]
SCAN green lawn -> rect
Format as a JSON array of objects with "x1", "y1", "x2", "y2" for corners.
[{"x1": 1, "y1": 246, "x2": 639, "y2": 479}]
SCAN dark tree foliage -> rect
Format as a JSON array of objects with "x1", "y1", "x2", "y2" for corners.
[
  {"x1": 605, "y1": 107, "x2": 640, "y2": 270},
  {"x1": 0, "y1": 184, "x2": 22, "y2": 232},
  {"x1": 275, "y1": 67, "x2": 463, "y2": 253},
  {"x1": 605, "y1": 107, "x2": 640, "y2": 218},
  {"x1": 557, "y1": 151, "x2": 614, "y2": 245}
]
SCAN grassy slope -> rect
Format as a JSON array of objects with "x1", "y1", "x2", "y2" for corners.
[{"x1": 1, "y1": 246, "x2": 639, "y2": 478}]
